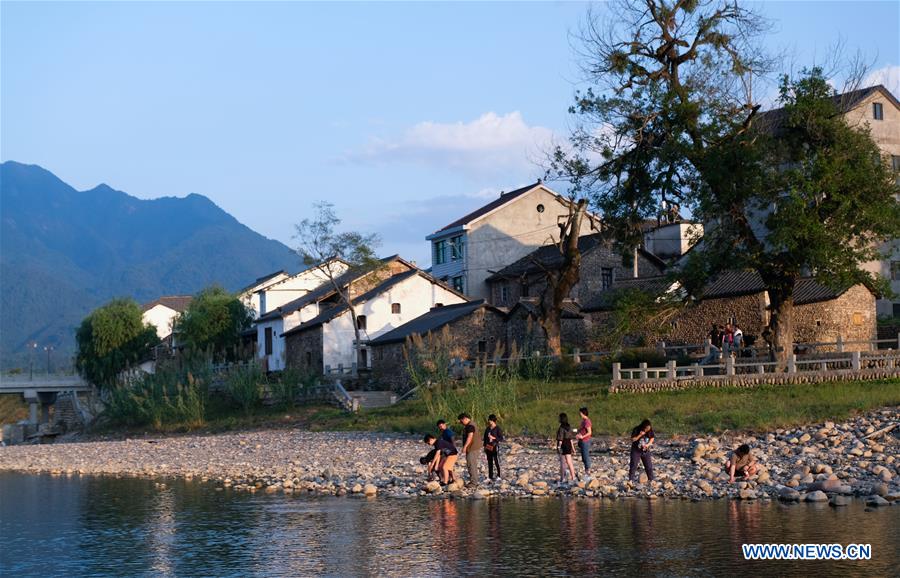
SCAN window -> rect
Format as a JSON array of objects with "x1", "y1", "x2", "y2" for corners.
[
  {"x1": 434, "y1": 240, "x2": 447, "y2": 265},
  {"x1": 434, "y1": 302, "x2": 444, "y2": 308},
  {"x1": 892, "y1": 261, "x2": 900, "y2": 281},
  {"x1": 873, "y1": 102, "x2": 884, "y2": 120},
  {"x1": 500, "y1": 285, "x2": 510, "y2": 304},
  {"x1": 359, "y1": 348, "x2": 368, "y2": 368},
  {"x1": 452, "y1": 276, "x2": 465, "y2": 293},
  {"x1": 601, "y1": 267, "x2": 613, "y2": 291},
  {"x1": 893, "y1": 156, "x2": 900, "y2": 173},
  {"x1": 264, "y1": 327, "x2": 273, "y2": 356},
  {"x1": 520, "y1": 282, "x2": 529, "y2": 298},
  {"x1": 536, "y1": 203, "x2": 545, "y2": 213},
  {"x1": 391, "y1": 303, "x2": 401, "y2": 314},
  {"x1": 305, "y1": 351, "x2": 312, "y2": 366},
  {"x1": 893, "y1": 303, "x2": 900, "y2": 318},
  {"x1": 852, "y1": 312, "x2": 863, "y2": 326},
  {"x1": 450, "y1": 235, "x2": 465, "y2": 261},
  {"x1": 356, "y1": 315, "x2": 367, "y2": 330},
  {"x1": 477, "y1": 340, "x2": 487, "y2": 354}
]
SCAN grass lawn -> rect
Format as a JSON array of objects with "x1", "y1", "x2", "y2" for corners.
[{"x1": 300, "y1": 377, "x2": 900, "y2": 438}]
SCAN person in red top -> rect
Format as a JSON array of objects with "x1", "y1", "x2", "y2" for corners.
[{"x1": 575, "y1": 407, "x2": 592, "y2": 474}]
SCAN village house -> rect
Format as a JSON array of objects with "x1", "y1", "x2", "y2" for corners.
[
  {"x1": 485, "y1": 232, "x2": 667, "y2": 308},
  {"x1": 758, "y1": 84, "x2": 900, "y2": 317},
  {"x1": 426, "y1": 181, "x2": 598, "y2": 300},
  {"x1": 505, "y1": 298, "x2": 590, "y2": 352},
  {"x1": 283, "y1": 263, "x2": 467, "y2": 374},
  {"x1": 141, "y1": 295, "x2": 193, "y2": 343},
  {"x1": 582, "y1": 271, "x2": 877, "y2": 351},
  {"x1": 254, "y1": 256, "x2": 409, "y2": 371},
  {"x1": 367, "y1": 300, "x2": 507, "y2": 390},
  {"x1": 238, "y1": 270, "x2": 291, "y2": 318}
]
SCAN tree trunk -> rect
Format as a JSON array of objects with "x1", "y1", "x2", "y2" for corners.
[
  {"x1": 537, "y1": 198, "x2": 588, "y2": 356},
  {"x1": 762, "y1": 276, "x2": 796, "y2": 369}
]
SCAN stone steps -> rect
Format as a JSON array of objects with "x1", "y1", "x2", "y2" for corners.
[{"x1": 347, "y1": 391, "x2": 397, "y2": 409}]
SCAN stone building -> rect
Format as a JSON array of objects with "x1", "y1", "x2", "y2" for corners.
[
  {"x1": 583, "y1": 271, "x2": 876, "y2": 350},
  {"x1": 504, "y1": 299, "x2": 589, "y2": 352},
  {"x1": 426, "y1": 182, "x2": 599, "y2": 300},
  {"x1": 367, "y1": 300, "x2": 507, "y2": 390},
  {"x1": 485, "y1": 233, "x2": 666, "y2": 308}
]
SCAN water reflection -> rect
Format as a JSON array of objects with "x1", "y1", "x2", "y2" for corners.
[{"x1": 1, "y1": 473, "x2": 898, "y2": 577}]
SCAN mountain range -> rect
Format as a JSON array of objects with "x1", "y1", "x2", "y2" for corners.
[{"x1": 0, "y1": 161, "x2": 299, "y2": 369}]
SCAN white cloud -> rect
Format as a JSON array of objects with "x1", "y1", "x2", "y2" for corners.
[
  {"x1": 864, "y1": 65, "x2": 900, "y2": 98},
  {"x1": 343, "y1": 112, "x2": 559, "y2": 178}
]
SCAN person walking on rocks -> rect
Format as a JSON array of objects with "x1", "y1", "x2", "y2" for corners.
[
  {"x1": 483, "y1": 414, "x2": 504, "y2": 481},
  {"x1": 556, "y1": 413, "x2": 577, "y2": 483},
  {"x1": 575, "y1": 407, "x2": 593, "y2": 475},
  {"x1": 726, "y1": 444, "x2": 758, "y2": 483},
  {"x1": 424, "y1": 433, "x2": 458, "y2": 485},
  {"x1": 629, "y1": 419, "x2": 655, "y2": 483},
  {"x1": 458, "y1": 413, "x2": 481, "y2": 488}
]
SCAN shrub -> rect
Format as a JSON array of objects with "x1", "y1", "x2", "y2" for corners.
[
  {"x1": 102, "y1": 366, "x2": 206, "y2": 429},
  {"x1": 224, "y1": 363, "x2": 265, "y2": 415}
]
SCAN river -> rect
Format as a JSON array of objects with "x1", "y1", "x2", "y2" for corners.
[{"x1": 1, "y1": 472, "x2": 897, "y2": 576}]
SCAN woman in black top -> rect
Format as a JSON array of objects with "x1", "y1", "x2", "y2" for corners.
[
  {"x1": 483, "y1": 414, "x2": 504, "y2": 480},
  {"x1": 628, "y1": 419, "x2": 655, "y2": 482},
  {"x1": 556, "y1": 413, "x2": 576, "y2": 483}
]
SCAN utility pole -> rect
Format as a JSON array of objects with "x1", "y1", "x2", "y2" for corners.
[
  {"x1": 29, "y1": 342, "x2": 37, "y2": 380},
  {"x1": 44, "y1": 345, "x2": 54, "y2": 374}
]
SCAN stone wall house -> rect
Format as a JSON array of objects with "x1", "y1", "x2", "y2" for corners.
[
  {"x1": 505, "y1": 299, "x2": 590, "y2": 352},
  {"x1": 583, "y1": 271, "x2": 876, "y2": 351},
  {"x1": 486, "y1": 233, "x2": 666, "y2": 308},
  {"x1": 367, "y1": 300, "x2": 507, "y2": 390},
  {"x1": 426, "y1": 182, "x2": 600, "y2": 300},
  {"x1": 256, "y1": 256, "x2": 413, "y2": 372},
  {"x1": 283, "y1": 267, "x2": 467, "y2": 375}
]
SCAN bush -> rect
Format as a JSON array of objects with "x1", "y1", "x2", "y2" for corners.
[
  {"x1": 269, "y1": 368, "x2": 318, "y2": 408},
  {"x1": 103, "y1": 366, "x2": 207, "y2": 429},
  {"x1": 419, "y1": 365, "x2": 519, "y2": 426},
  {"x1": 224, "y1": 364, "x2": 265, "y2": 415}
]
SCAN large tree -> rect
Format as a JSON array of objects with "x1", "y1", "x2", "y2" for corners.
[
  {"x1": 175, "y1": 286, "x2": 253, "y2": 361},
  {"x1": 75, "y1": 298, "x2": 159, "y2": 388},
  {"x1": 294, "y1": 202, "x2": 381, "y2": 377},
  {"x1": 549, "y1": 0, "x2": 900, "y2": 364}
]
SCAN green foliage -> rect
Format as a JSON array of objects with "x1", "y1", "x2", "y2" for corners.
[
  {"x1": 175, "y1": 286, "x2": 253, "y2": 360},
  {"x1": 224, "y1": 363, "x2": 266, "y2": 415},
  {"x1": 403, "y1": 327, "x2": 455, "y2": 390},
  {"x1": 418, "y1": 366, "x2": 520, "y2": 430},
  {"x1": 594, "y1": 287, "x2": 683, "y2": 350},
  {"x1": 75, "y1": 298, "x2": 160, "y2": 388},
  {"x1": 103, "y1": 366, "x2": 207, "y2": 429},
  {"x1": 269, "y1": 368, "x2": 318, "y2": 408}
]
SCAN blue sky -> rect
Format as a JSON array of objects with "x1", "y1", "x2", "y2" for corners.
[{"x1": 3, "y1": 1, "x2": 898, "y2": 268}]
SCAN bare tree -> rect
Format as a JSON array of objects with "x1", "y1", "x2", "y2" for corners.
[{"x1": 294, "y1": 202, "x2": 381, "y2": 376}]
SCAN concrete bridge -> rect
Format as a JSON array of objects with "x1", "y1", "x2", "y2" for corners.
[{"x1": 0, "y1": 374, "x2": 91, "y2": 426}]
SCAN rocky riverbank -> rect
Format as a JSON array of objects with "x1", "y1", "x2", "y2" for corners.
[{"x1": 1, "y1": 408, "x2": 898, "y2": 506}]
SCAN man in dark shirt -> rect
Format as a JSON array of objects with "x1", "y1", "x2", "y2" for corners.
[
  {"x1": 437, "y1": 419, "x2": 455, "y2": 445},
  {"x1": 458, "y1": 413, "x2": 481, "y2": 488},
  {"x1": 423, "y1": 434, "x2": 458, "y2": 484}
]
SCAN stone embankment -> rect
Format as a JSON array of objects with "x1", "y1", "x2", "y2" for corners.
[{"x1": 1, "y1": 408, "x2": 897, "y2": 506}]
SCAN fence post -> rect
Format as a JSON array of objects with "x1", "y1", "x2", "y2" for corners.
[
  {"x1": 851, "y1": 351, "x2": 861, "y2": 372},
  {"x1": 787, "y1": 354, "x2": 796, "y2": 374},
  {"x1": 338, "y1": 363, "x2": 344, "y2": 374},
  {"x1": 573, "y1": 348, "x2": 581, "y2": 364},
  {"x1": 612, "y1": 362, "x2": 621, "y2": 381},
  {"x1": 836, "y1": 335, "x2": 844, "y2": 353},
  {"x1": 351, "y1": 362, "x2": 358, "y2": 374},
  {"x1": 757, "y1": 363, "x2": 764, "y2": 374},
  {"x1": 896, "y1": 332, "x2": 900, "y2": 351},
  {"x1": 820, "y1": 360, "x2": 827, "y2": 372},
  {"x1": 704, "y1": 338, "x2": 711, "y2": 357},
  {"x1": 639, "y1": 362, "x2": 648, "y2": 380},
  {"x1": 697, "y1": 365, "x2": 704, "y2": 377},
  {"x1": 656, "y1": 341, "x2": 666, "y2": 358},
  {"x1": 725, "y1": 356, "x2": 735, "y2": 376},
  {"x1": 667, "y1": 360, "x2": 676, "y2": 379}
]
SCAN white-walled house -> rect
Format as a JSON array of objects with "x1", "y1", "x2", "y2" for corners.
[
  {"x1": 426, "y1": 182, "x2": 598, "y2": 301},
  {"x1": 141, "y1": 296, "x2": 193, "y2": 341},
  {"x1": 283, "y1": 268, "x2": 467, "y2": 374},
  {"x1": 239, "y1": 270, "x2": 291, "y2": 317}
]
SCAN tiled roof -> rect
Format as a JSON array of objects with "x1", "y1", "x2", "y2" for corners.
[
  {"x1": 142, "y1": 295, "x2": 193, "y2": 313},
  {"x1": 240, "y1": 269, "x2": 288, "y2": 293},
  {"x1": 508, "y1": 298, "x2": 584, "y2": 319},
  {"x1": 368, "y1": 300, "x2": 492, "y2": 346},
  {"x1": 257, "y1": 256, "x2": 404, "y2": 322},
  {"x1": 432, "y1": 182, "x2": 542, "y2": 234},
  {"x1": 486, "y1": 233, "x2": 666, "y2": 281}
]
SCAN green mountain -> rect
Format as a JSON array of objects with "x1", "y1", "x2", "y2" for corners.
[{"x1": 0, "y1": 161, "x2": 298, "y2": 369}]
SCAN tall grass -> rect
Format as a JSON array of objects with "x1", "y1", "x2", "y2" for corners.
[{"x1": 104, "y1": 366, "x2": 207, "y2": 429}]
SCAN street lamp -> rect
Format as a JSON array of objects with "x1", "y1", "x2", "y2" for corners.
[
  {"x1": 44, "y1": 345, "x2": 54, "y2": 374},
  {"x1": 29, "y1": 342, "x2": 38, "y2": 380}
]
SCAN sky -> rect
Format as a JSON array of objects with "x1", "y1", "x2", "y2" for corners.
[{"x1": 3, "y1": 1, "x2": 899, "y2": 268}]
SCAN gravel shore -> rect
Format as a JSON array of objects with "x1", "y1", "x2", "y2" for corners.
[{"x1": 1, "y1": 408, "x2": 897, "y2": 505}]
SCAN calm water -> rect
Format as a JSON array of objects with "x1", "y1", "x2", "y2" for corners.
[{"x1": 1, "y1": 473, "x2": 897, "y2": 577}]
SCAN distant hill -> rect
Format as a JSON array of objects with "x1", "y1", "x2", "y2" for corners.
[{"x1": 0, "y1": 161, "x2": 299, "y2": 369}]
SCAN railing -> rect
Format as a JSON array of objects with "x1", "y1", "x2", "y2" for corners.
[
  {"x1": 613, "y1": 350, "x2": 900, "y2": 381},
  {"x1": 332, "y1": 380, "x2": 359, "y2": 412}
]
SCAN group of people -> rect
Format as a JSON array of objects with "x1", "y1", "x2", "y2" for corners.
[
  {"x1": 423, "y1": 411, "x2": 760, "y2": 488},
  {"x1": 422, "y1": 413, "x2": 503, "y2": 488},
  {"x1": 700, "y1": 322, "x2": 745, "y2": 365}
]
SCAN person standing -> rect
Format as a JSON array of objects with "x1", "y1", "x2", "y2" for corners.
[
  {"x1": 556, "y1": 413, "x2": 577, "y2": 483},
  {"x1": 629, "y1": 419, "x2": 655, "y2": 483},
  {"x1": 575, "y1": 407, "x2": 592, "y2": 475},
  {"x1": 458, "y1": 413, "x2": 481, "y2": 488},
  {"x1": 437, "y1": 419, "x2": 455, "y2": 445},
  {"x1": 483, "y1": 414, "x2": 503, "y2": 481}
]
